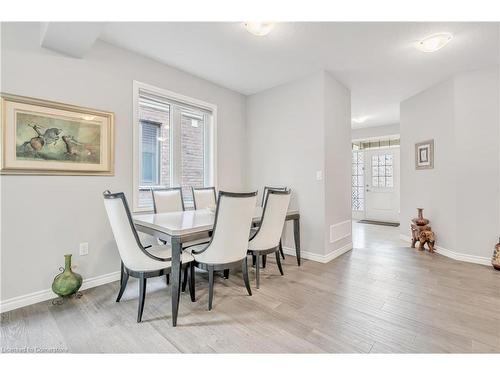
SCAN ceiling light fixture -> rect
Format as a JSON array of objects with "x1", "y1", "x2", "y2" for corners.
[
  {"x1": 243, "y1": 22, "x2": 275, "y2": 37},
  {"x1": 352, "y1": 116, "x2": 369, "y2": 124},
  {"x1": 416, "y1": 32, "x2": 453, "y2": 53}
]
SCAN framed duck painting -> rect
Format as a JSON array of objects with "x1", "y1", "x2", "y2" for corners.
[{"x1": 1, "y1": 93, "x2": 114, "y2": 175}]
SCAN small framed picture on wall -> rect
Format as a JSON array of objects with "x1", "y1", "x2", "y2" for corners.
[{"x1": 415, "y1": 139, "x2": 434, "y2": 170}]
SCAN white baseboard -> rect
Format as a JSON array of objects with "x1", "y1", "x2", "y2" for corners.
[
  {"x1": 283, "y1": 242, "x2": 353, "y2": 264},
  {"x1": 0, "y1": 271, "x2": 121, "y2": 313},
  {"x1": 399, "y1": 234, "x2": 491, "y2": 266}
]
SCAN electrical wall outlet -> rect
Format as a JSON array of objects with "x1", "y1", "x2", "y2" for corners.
[
  {"x1": 79, "y1": 242, "x2": 89, "y2": 256},
  {"x1": 316, "y1": 170, "x2": 323, "y2": 181}
]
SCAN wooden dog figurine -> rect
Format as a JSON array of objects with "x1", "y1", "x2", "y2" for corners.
[{"x1": 418, "y1": 230, "x2": 435, "y2": 253}]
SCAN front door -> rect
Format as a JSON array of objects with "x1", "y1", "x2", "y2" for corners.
[{"x1": 364, "y1": 148, "x2": 400, "y2": 223}]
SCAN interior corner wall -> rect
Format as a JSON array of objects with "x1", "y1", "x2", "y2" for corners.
[
  {"x1": 400, "y1": 66, "x2": 500, "y2": 261},
  {"x1": 246, "y1": 72, "x2": 326, "y2": 256},
  {"x1": 246, "y1": 71, "x2": 352, "y2": 259},
  {"x1": 0, "y1": 22, "x2": 247, "y2": 305},
  {"x1": 324, "y1": 72, "x2": 352, "y2": 255}
]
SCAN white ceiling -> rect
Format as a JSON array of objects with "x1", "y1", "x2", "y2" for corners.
[{"x1": 100, "y1": 22, "x2": 499, "y2": 127}]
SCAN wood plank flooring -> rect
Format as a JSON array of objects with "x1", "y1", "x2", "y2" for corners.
[{"x1": 2, "y1": 223, "x2": 499, "y2": 353}]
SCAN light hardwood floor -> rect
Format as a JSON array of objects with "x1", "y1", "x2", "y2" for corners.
[{"x1": 2, "y1": 222, "x2": 499, "y2": 353}]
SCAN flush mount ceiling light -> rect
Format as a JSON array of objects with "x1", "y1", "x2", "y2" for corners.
[
  {"x1": 352, "y1": 116, "x2": 369, "y2": 124},
  {"x1": 416, "y1": 33, "x2": 453, "y2": 53},
  {"x1": 243, "y1": 22, "x2": 275, "y2": 36}
]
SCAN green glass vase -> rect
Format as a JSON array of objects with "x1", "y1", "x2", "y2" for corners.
[{"x1": 52, "y1": 254, "x2": 82, "y2": 297}]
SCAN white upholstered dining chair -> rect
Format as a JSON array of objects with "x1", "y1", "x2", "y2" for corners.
[
  {"x1": 253, "y1": 186, "x2": 288, "y2": 267},
  {"x1": 186, "y1": 191, "x2": 257, "y2": 310},
  {"x1": 192, "y1": 186, "x2": 217, "y2": 210},
  {"x1": 152, "y1": 187, "x2": 185, "y2": 213},
  {"x1": 248, "y1": 189, "x2": 291, "y2": 289},
  {"x1": 103, "y1": 191, "x2": 194, "y2": 323}
]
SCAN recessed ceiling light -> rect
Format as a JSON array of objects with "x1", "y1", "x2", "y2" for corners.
[
  {"x1": 243, "y1": 22, "x2": 275, "y2": 37},
  {"x1": 416, "y1": 33, "x2": 453, "y2": 53},
  {"x1": 352, "y1": 116, "x2": 369, "y2": 124}
]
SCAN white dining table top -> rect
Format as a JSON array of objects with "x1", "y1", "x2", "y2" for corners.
[{"x1": 133, "y1": 206, "x2": 299, "y2": 237}]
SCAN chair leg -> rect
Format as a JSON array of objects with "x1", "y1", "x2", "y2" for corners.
[
  {"x1": 242, "y1": 257, "x2": 252, "y2": 296},
  {"x1": 116, "y1": 263, "x2": 129, "y2": 302},
  {"x1": 182, "y1": 267, "x2": 188, "y2": 292},
  {"x1": 208, "y1": 266, "x2": 214, "y2": 311},
  {"x1": 279, "y1": 240, "x2": 285, "y2": 259},
  {"x1": 255, "y1": 254, "x2": 261, "y2": 289},
  {"x1": 137, "y1": 277, "x2": 147, "y2": 323},
  {"x1": 252, "y1": 255, "x2": 256, "y2": 266},
  {"x1": 275, "y1": 250, "x2": 284, "y2": 275},
  {"x1": 189, "y1": 263, "x2": 196, "y2": 302},
  {"x1": 165, "y1": 274, "x2": 170, "y2": 285},
  {"x1": 262, "y1": 254, "x2": 267, "y2": 268},
  {"x1": 223, "y1": 269, "x2": 229, "y2": 279}
]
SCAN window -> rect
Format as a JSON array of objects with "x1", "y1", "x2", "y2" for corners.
[
  {"x1": 133, "y1": 82, "x2": 216, "y2": 211},
  {"x1": 371, "y1": 154, "x2": 393, "y2": 188},
  {"x1": 352, "y1": 151, "x2": 364, "y2": 211},
  {"x1": 140, "y1": 120, "x2": 161, "y2": 185}
]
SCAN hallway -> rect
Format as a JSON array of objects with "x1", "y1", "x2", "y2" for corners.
[{"x1": 353, "y1": 220, "x2": 407, "y2": 249}]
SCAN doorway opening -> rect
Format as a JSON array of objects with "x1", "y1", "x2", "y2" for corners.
[
  {"x1": 351, "y1": 136, "x2": 401, "y2": 248},
  {"x1": 352, "y1": 136, "x2": 400, "y2": 224}
]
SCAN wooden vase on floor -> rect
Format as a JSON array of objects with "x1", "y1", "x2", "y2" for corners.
[
  {"x1": 412, "y1": 208, "x2": 429, "y2": 226},
  {"x1": 493, "y1": 238, "x2": 500, "y2": 271}
]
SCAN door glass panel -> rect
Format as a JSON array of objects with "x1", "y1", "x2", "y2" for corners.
[
  {"x1": 385, "y1": 154, "x2": 393, "y2": 165},
  {"x1": 370, "y1": 152, "x2": 395, "y2": 189},
  {"x1": 351, "y1": 151, "x2": 364, "y2": 211}
]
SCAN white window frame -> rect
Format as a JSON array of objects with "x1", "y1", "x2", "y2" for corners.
[{"x1": 132, "y1": 80, "x2": 218, "y2": 212}]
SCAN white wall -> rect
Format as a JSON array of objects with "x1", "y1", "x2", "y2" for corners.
[
  {"x1": 246, "y1": 71, "x2": 352, "y2": 259},
  {"x1": 400, "y1": 67, "x2": 499, "y2": 261},
  {"x1": 324, "y1": 72, "x2": 352, "y2": 254},
  {"x1": 0, "y1": 23, "x2": 247, "y2": 304},
  {"x1": 352, "y1": 123, "x2": 400, "y2": 140},
  {"x1": 454, "y1": 68, "x2": 499, "y2": 258},
  {"x1": 246, "y1": 72, "x2": 326, "y2": 255}
]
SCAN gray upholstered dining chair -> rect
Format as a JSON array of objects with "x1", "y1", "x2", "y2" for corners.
[
  {"x1": 185, "y1": 191, "x2": 257, "y2": 310},
  {"x1": 248, "y1": 189, "x2": 291, "y2": 288},
  {"x1": 192, "y1": 186, "x2": 217, "y2": 210},
  {"x1": 103, "y1": 191, "x2": 194, "y2": 323}
]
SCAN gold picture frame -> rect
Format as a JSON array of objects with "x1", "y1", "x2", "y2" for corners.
[
  {"x1": 415, "y1": 139, "x2": 434, "y2": 170},
  {"x1": 1, "y1": 93, "x2": 114, "y2": 175}
]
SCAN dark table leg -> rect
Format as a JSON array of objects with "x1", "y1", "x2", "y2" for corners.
[
  {"x1": 293, "y1": 218, "x2": 301, "y2": 266},
  {"x1": 171, "y1": 236, "x2": 182, "y2": 327}
]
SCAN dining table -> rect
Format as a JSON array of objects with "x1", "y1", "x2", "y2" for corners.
[{"x1": 133, "y1": 206, "x2": 301, "y2": 327}]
